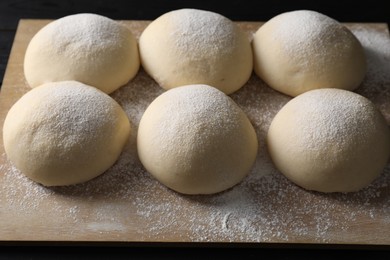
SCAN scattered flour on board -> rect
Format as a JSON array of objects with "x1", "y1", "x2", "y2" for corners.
[{"x1": 0, "y1": 24, "x2": 389, "y2": 243}]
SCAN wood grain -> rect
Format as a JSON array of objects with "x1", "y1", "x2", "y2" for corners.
[{"x1": 0, "y1": 19, "x2": 389, "y2": 245}]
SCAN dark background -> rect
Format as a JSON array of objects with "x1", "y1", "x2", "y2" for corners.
[{"x1": 0, "y1": 0, "x2": 389, "y2": 258}]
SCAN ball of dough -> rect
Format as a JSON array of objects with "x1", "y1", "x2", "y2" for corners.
[
  {"x1": 24, "y1": 13, "x2": 140, "y2": 94},
  {"x1": 3, "y1": 81, "x2": 131, "y2": 186},
  {"x1": 139, "y1": 8, "x2": 253, "y2": 94},
  {"x1": 267, "y1": 88, "x2": 390, "y2": 193},
  {"x1": 252, "y1": 10, "x2": 366, "y2": 97},
  {"x1": 137, "y1": 84, "x2": 258, "y2": 194}
]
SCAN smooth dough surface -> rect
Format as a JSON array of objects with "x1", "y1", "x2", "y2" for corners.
[
  {"x1": 267, "y1": 88, "x2": 390, "y2": 193},
  {"x1": 139, "y1": 8, "x2": 253, "y2": 94},
  {"x1": 252, "y1": 10, "x2": 366, "y2": 97},
  {"x1": 137, "y1": 84, "x2": 258, "y2": 194},
  {"x1": 3, "y1": 81, "x2": 131, "y2": 186},
  {"x1": 24, "y1": 13, "x2": 140, "y2": 94}
]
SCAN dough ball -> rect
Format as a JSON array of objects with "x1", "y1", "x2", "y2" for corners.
[
  {"x1": 137, "y1": 84, "x2": 258, "y2": 194},
  {"x1": 24, "y1": 13, "x2": 140, "y2": 94},
  {"x1": 267, "y1": 88, "x2": 390, "y2": 193},
  {"x1": 3, "y1": 81, "x2": 131, "y2": 186},
  {"x1": 139, "y1": 8, "x2": 253, "y2": 94},
  {"x1": 252, "y1": 10, "x2": 366, "y2": 97}
]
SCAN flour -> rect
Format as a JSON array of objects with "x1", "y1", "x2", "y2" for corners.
[
  {"x1": 282, "y1": 89, "x2": 381, "y2": 153},
  {"x1": 42, "y1": 13, "x2": 129, "y2": 60},
  {"x1": 0, "y1": 23, "x2": 389, "y2": 243},
  {"x1": 170, "y1": 9, "x2": 237, "y2": 56},
  {"x1": 353, "y1": 26, "x2": 390, "y2": 123},
  {"x1": 272, "y1": 10, "x2": 357, "y2": 71}
]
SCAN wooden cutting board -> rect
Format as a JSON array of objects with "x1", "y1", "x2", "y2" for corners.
[{"x1": 0, "y1": 19, "x2": 389, "y2": 245}]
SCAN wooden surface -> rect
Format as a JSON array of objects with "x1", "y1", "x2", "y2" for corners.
[{"x1": 0, "y1": 19, "x2": 389, "y2": 246}]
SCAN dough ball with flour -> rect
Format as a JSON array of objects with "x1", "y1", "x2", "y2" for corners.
[
  {"x1": 139, "y1": 9, "x2": 253, "y2": 94},
  {"x1": 267, "y1": 89, "x2": 390, "y2": 193},
  {"x1": 3, "y1": 81, "x2": 131, "y2": 186},
  {"x1": 137, "y1": 84, "x2": 258, "y2": 194},
  {"x1": 252, "y1": 10, "x2": 366, "y2": 97},
  {"x1": 24, "y1": 13, "x2": 140, "y2": 94}
]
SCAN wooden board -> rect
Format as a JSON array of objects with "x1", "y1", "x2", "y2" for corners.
[{"x1": 0, "y1": 19, "x2": 389, "y2": 245}]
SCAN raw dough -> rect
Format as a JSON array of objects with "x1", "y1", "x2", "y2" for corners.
[
  {"x1": 252, "y1": 10, "x2": 366, "y2": 97},
  {"x1": 139, "y1": 8, "x2": 253, "y2": 94},
  {"x1": 137, "y1": 84, "x2": 258, "y2": 194},
  {"x1": 267, "y1": 88, "x2": 390, "y2": 192},
  {"x1": 24, "y1": 13, "x2": 140, "y2": 94},
  {"x1": 3, "y1": 81, "x2": 131, "y2": 186}
]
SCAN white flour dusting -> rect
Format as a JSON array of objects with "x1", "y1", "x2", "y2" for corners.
[
  {"x1": 0, "y1": 23, "x2": 389, "y2": 243},
  {"x1": 169, "y1": 9, "x2": 238, "y2": 56}
]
